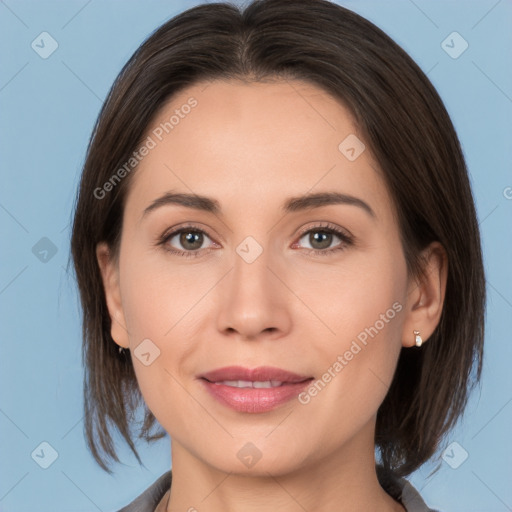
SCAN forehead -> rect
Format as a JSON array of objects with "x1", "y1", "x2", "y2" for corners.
[{"x1": 124, "y1": 79, "x2": 391, "y2": 222}]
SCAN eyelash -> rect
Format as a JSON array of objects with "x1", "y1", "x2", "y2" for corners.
[{"x1": 156, "y1": 222, "x2": 354, "y2": 259}]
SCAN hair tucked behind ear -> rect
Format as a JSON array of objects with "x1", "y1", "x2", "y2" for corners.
[{"x1": 70, "y1": 0, "x2": 485, "y2": 476}]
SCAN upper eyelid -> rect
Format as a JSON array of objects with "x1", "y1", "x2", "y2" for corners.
[{"x1": 296, "y1": 222, "x2": 352, "y2": 239}]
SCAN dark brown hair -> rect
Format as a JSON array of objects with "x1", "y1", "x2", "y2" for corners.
[{"x1": 70, "y1": 0, "x2": 485, "y2": 477}]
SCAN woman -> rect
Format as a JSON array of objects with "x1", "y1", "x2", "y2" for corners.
[{"x1": 70, "y1": 1, "x2": 485, "y2": 511}]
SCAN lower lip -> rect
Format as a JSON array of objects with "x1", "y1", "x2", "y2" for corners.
[{"x1": 200, "y1": 379, "x2": 313, "y2": 413}]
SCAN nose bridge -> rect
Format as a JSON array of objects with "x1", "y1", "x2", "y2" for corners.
[
  {"x1": 215, "y1": 234, "x2": 291, "y2": 339},
  {"x1": 233, "y1": 236, "x2": 272, "y2": 296},
  {"x1": 231, "y1": 235, "x2": 277, "y2": 310}
]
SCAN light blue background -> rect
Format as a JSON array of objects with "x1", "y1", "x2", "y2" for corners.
[{"x1": 0, "y1": 1, "x2": 511, "y2": 511}]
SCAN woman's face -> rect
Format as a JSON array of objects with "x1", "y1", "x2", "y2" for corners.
[{"x1": 99, "y1": 79, "x2": 422, "y2": 476}]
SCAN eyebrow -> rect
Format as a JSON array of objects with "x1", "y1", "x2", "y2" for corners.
[{"x1": 141, "y1": 190, "x2": 376, "y2": 220}]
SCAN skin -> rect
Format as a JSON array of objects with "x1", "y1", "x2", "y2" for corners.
[{"x1": 97, "y1": 79, "x2": 447, "y2": 512}]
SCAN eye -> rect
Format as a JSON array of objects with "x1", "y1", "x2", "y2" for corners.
[
  {"x1": 158, "y1": 225, "x2": 218, "y2": 258},
  {"x1": 157, "y1": 222, "x2": 353, "y2": 258},
  {"x1": 293, "y1": 223, "x2": 353, "y2": 256}
]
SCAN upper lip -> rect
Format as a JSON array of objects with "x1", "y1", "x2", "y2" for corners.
[{"x1": 199, "y1": 366, "x2": 313, "y2": 383}]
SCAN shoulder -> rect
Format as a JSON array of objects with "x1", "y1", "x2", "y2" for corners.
[
  {"x1": 116, "y1": 471, "x2": 172, "y2": 512},
  {"x1": 376, "y1": 464, "x2": 442, "y2": 512}
]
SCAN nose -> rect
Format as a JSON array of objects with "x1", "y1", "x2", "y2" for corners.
[{"x1": 215, "y1": 244, "x2": 292, "y2": 341}]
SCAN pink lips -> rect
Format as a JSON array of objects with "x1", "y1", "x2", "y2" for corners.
[{"x1": 198, "y1": 366, "x2": 314, "y2": 413}]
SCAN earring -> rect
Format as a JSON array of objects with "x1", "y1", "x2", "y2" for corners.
[
  {"x1": 413, "y1": 330, "x2": 423, "y2": 347},
  {"x1": 118, "y1": 346, "x2": 125, "y2": 354}
]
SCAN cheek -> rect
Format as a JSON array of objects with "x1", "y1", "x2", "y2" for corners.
[
  {"x1": 119, "y1": 252, "x2": 212, "y2": 338},
  {"x1": 292, "y1": 246, "x2": 406, "y2": 345},
  {"x1": 118, "y1": 252, "x2": 215, "y2": 419},
  {"x1": 300, "y1": 246, "x2": 407, "y2": 408}
]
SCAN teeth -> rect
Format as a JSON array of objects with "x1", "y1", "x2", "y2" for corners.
[{"x1": 216, "y1": 380, "x2": 283, "y2": 388}]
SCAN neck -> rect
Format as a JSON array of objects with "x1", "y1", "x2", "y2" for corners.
[{"x1": 165, "y1": 419, "x2": 405, "y2": 512}]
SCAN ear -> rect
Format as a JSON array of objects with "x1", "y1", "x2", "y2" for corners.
[
  {"x1": 401, "y1": 241, "x2": 448, "y2": 348},
  {"x1": 96, "y1": 242, "x2": 130, "y2": 349}
]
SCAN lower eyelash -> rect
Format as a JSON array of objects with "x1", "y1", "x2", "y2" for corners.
[{"x1": 169, "y1": 246, "x2": 211, "y2": 258}]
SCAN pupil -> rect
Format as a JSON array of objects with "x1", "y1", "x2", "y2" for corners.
[
  {"x1": 311, "y1": 231, "x2": 331, "y2": 249},
  {"x1": 181, "y1": 231, "x2": 202, "y2": 250}
]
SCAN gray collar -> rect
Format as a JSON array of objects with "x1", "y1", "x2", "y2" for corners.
[{"x1": 117, "y1": 468, "x2": 440, "y2": 512}]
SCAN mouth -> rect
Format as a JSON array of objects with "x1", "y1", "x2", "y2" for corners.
[
  {"x1": 198, "y1": 365, "x2": 312, "y2": 383},
  {"x1": 205, "y1": 379, "x2": 290, "y2": 388},
  {"x1": 198, "y1": 366, "x2": 314, "y2": 413}
]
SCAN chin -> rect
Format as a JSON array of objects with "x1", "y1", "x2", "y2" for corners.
[{"x1": 194, "y1": 437, "x2": 312, "y2": 478}]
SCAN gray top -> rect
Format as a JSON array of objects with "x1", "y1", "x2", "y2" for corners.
[{"x1": 117, "y1": 466, "x2": 440, "y2": 512}]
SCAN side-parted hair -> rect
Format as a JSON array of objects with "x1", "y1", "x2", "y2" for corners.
[{"x1": 70, "y1": 0, "x2": 485, "y2": 477}]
